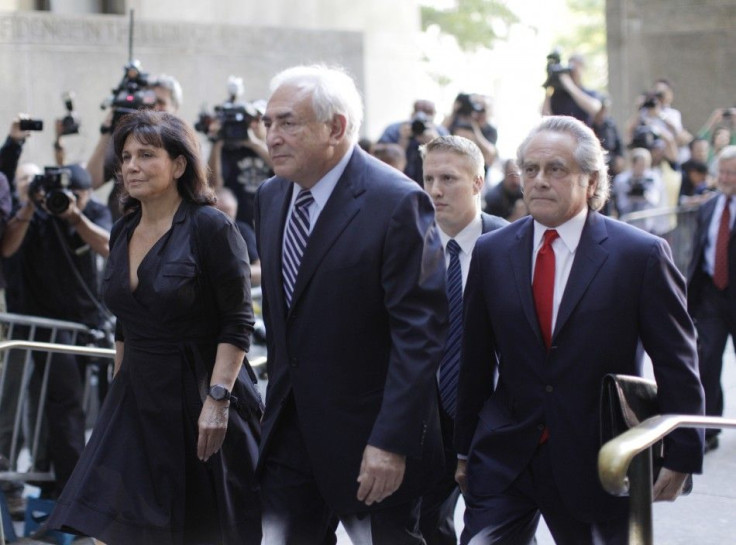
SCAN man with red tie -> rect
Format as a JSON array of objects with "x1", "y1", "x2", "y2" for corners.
[
  {"x1": 454, "y1": 116, "x2": 705, "y2": 544},
  {"x1": 686, "y1": 145, "x2": 736, "y2": 454}
]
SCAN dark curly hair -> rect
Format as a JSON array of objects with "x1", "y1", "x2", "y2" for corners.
[{"x1": 112, "y1": 110, "x2": 214, "y2": 213}]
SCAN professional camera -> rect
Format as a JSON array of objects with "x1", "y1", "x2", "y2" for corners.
[
  {"x1": 102, "y1": 60, "x2": 157, "y2": 129},
  {"x1": 640, "y1": 91, "x2": 663, "y2": 110},
  {"x1": 19, "y1": 119, "x2": 43, "y2": 131},
  {"x1": 542, "y1": 49, "x2": 571, "y2": 90},
  {"x1": 59, "y1": 92, "x2": 81, "y2": 136},
  {"x1": 410, "y1": 111, "x2": 429, "y2": 137},
  {"x1": 195, "y1": 76, "x2": 259, "y2": 143},
  {"x1": 629, "y1": 123, "x2": 660, "y2": 150},
  {"x1": 627, "y1": 177, "x2": 652, "y2": 198},
  {"x1": 28, "y1": 167, "x2": 75, "y2": 215},
  {"x1": 455, "y1": 93, "x2": 483, "y2": 116}
]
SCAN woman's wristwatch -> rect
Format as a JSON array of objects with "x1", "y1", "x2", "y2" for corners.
[{"x1": 208, "y1": 384, "x2": 231, "y2": 402}]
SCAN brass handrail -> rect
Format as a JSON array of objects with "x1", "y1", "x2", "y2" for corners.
[
  {"x1": 598, "y1": 414, "x2": 736, "y2": 545},
  {"x1": 598, "y1": 414, "x2": 736, "y2": 495}
]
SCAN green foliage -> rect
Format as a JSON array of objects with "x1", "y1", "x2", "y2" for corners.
[
  {"x1": 553, "y1": 0, "x2": 608, "y2": 90},
  {"x1": 420, "y1": 0, "x2": 520, "y2": 52}
]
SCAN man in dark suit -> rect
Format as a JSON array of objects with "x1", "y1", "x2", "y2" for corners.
[
  {"x1": 454, "y1": 116, "x2": 705, "y2": 544},
  {"x1": 686, "y1": 145, "x2": 736, "y2": 453},
  {"x1": 418, "y1": 135, "x2": 507, "y2": 544},
  {"x1": 255, "y1": 64, "x2": 448, "y2": 544}
]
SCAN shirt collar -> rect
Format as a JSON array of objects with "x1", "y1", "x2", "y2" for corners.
[
  {"x1": 439, "y1": 214, "x2": 483, "y2": 256},
  {"x1": 292, "y1": 146, "x2": 354, "y2": 210},
  {"x1": 533, "y1": 207, "x2": 588, "y2": 254}
]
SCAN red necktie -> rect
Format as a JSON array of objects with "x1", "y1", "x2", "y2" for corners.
[
  {"x1": 713, "y1": 197, "x2": 731, "y2": 290},
  {"x1": 533, "y1": 230, "x2": 559, "y2": 349}
]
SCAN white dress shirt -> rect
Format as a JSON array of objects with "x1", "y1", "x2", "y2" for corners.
[
  {"x1": 531, "y1": 207, "x2": 588, "y2": 334},
  {"x1": 438, "y1": 214, "x2": 483, "y2": 292}
]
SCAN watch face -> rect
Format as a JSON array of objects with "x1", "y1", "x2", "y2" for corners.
[{"x1": 209, "y1": 384, "x2": 229, "y2": 401}]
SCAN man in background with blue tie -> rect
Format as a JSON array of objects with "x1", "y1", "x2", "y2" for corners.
[
  {"x1": 686, "y1": 145, "x2": 736, "y2": 454},
  {"x1": 418, "y1": 135, "x2": 507, "y2": 544},
  {"x1": 255, "y1": 64, "x2": 448, "y2": 544},
  {"x1": 453, "y1": 116, "x2": 704, "y2": 544}
]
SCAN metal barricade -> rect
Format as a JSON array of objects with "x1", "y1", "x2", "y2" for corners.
[
  {"x1": 0, "y1": 336, "x2": 115, "y2": 543},
  {"x1": 620, "y1": 203, "x2": 702, "y2": 276},
  {"x1": 598, "y1": 415, "x2": 736, "y2": 545},
  {"x1": 0, "y1": 313, "x2": 112, "y2": 479}
]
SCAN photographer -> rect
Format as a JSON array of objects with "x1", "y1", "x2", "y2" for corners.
[
  {"x1": 86, "y1": 72, "x2": 182, "y2": 219},
  {"x1": 205, "y1": 95, "x2": 273, "y2": 228},
  {"x1": 1, "y1": 163, "x2": 111, "y2": 498},
  {"x1": 443, "y1": 93, "x2": 497, "y2": 172},
  {"x1": 542, "y1": 52, "x2": 603, "y2": 126},
  {"x1": 0, "y1": 115, "x2": 36, "y2": 206},
  {"x1": 377, "y1": 99, "x2": 448, "y2": 185},
  {"x1": 612, "y1": 147, "x2": 663, "y2": 220}
]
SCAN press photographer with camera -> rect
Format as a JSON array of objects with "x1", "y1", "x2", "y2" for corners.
[
  {"x1": 377, "y1": 99, "x2": 449, "y2": 185},
  {"x1": 1, "y1": 162, "x2": 111, "y2": 498},
  {"x1": 0, "y1": 115, "x2": 41, "y2": 206},
  {"x1": 541, "y1": 51, "x2": 603, "y2": 126},
  {"x1": 443, "y1": 93, "x2": 498, "y2": 172},
  {"x1": 200, "y1": 77, "x2": 273, "y2": 228},
  {"x1": 86, "y1": 65, "x2": 183, "y2": 218}
]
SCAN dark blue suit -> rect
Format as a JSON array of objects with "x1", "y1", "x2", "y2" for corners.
[
  {"x1": 255, "y1": 146, "x2": 448, "y2": 540},
  {"x1": 686, "y1": 193, "x2": 735, "y2": 440},
  {"x1": 420, "y1": 212, "x2": 508, "y2": 545},
  {"x1": 455, "y1": 211, "x2": 704, "y2": 542}
]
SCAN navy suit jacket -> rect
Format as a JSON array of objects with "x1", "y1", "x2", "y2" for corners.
[
  {"x1": 254, "y1": 146, "x2": 448, "y2": 514},
  {"x1": 455, "y1": 211, "x2": 704, "y2": 522},
  {"x1": 686, "y1": 193, "x2": 736, "y2": 311}
]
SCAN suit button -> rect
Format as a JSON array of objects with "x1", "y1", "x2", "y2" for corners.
[
  {"x1": 537, "y1": 423, "x2": 545, "y2": 431},
  {"x1": 290, "y1": 357, "x2": 298, "y2": 368},
  {"x1": 545, "y1": 385, "x2": 553, "y2": 393}
]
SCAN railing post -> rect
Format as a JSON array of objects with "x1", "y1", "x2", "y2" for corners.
[{"x1": 628, "y1": 448, "x2": 653, "y2": 545}]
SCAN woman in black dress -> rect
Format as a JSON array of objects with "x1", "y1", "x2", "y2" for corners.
[{"x1": 47, "y1": 110, "x2": 262, "y2": 544}]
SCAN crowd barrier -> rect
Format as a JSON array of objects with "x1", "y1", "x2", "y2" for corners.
[{"x1": 619, "y1": 202, "x2": 701, "y2": 276}]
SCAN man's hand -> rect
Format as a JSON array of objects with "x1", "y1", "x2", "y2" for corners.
[
  {"x1": 356, "y1": 445, "x2": 406, "y2": 505},
  {"x1": 9, "y1": 115, "x2": 31, "y2": 143},
  {"x1": 455, "y1": 459, "x2": 468, "y2": 495},
  {"x1": 653, "y1": 467, "x2": 689, "y2": 502}
]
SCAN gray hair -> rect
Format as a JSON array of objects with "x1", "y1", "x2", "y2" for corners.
[
  {"x1": 269, "y1": 64, "x2": 363, "y2": 144},
  {"x1": 717, "y1": 145, "x2": 736, "y2": 166},
  {"x1": 152, "y1": 74, "x2": 183, "y2": 111},
  {"x1": 420, "y1": 135, "x2": 485, "y2": 178},
  {"x1": 517, "y1": 115, "x2": 610, "y2": 211}
]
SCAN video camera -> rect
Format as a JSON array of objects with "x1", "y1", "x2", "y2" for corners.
[
  {"x1": 59, "y1": 92, "x2": 81, "y2": 136},
  {"x1": 28, "y1": 167, "x2": 75, "y2": 215},
  {"x1": 195, "y1": 76, "x2": 259, "y2": 143},
  {"x1": 100, "y1": 10, "x2": 157, "y2": 130},
  {"x1": 102, "y1": 60, "x2": 157, "y2": 129},
  {"x1": 542, "y1": 49, "x2": 571, "y2": 91}
]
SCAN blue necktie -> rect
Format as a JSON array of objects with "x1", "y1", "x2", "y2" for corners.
[
  {"x1": 439, "y1": 239, "x2": 462, "y2": 418},
  {"x1": 283, "y1": 189, "x2": 314, "y2": 308}
]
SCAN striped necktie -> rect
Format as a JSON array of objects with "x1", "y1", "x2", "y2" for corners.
[
  {"x1": 283, "y1": 189, "x2": 314, "y2": 307},
  {"x1": 439, "y1": 239, "x2": 463, "y2": 418}
]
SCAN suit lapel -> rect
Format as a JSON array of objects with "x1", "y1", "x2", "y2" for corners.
[
  {"x1": 260, "y1": 179, "x2": 292, "y2": 321},
  {"x1": 553, "y1": 211, "x2": 609, "y2": 341},
  {"x1": 509, "y1": 218, "x2": 541, "y2": 341},
  {"x1": 288, "y1": 148, "x2": 365, "y2": 315}
]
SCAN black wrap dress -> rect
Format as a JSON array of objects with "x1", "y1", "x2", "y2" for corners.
[{"x1": 47, "y1": 201, "x2": 263, "y2": 544}]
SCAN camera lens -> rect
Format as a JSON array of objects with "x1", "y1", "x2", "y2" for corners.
[{"x1": 46, "y1": 190, "x2": 71, "y2": 215}]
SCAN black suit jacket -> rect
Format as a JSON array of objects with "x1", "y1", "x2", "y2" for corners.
[
  {"x1": 255, "y1": 146, "x2": 448, "y2": 514},
  {"x1": 686, "y1": 193, "x2": 735, "y2": 311},
  {"x1": 455, "y1": 211, "x2": 704, "y2": 522}
]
